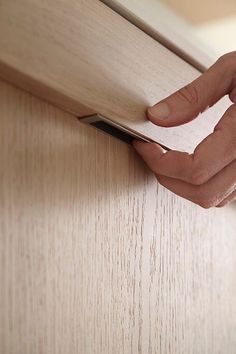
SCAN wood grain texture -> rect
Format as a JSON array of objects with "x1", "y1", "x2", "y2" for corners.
[
  {"x1": 1, "y1": 80, "x2": 236, "y2": 354},
  {"x1": 102, "y1": 0, "x2": 213, "y2": 70},
  {"x1": 0, "y1": 0, "x2": 230, "y2": 153}
]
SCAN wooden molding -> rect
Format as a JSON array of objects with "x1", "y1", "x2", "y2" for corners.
[
  {"x1": 102, "y1": 0, "x2": 214, "y2": 70},
  {"x1": 0, "y1": 0, "x2": 230, "y2": 152}
]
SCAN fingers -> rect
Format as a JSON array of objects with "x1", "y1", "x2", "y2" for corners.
[
  {"x1": 156, "y1": 159, "x2": 236, "y2": 208},
  {"x1": 229, "y1": 85, "x2": 236, "y2": 103},
  {"x1": 216, "y1": 189, "x2": 236, "y2": 207},
  {"x1": 133, "y1": 104, "x2": 236, "y2": 185},
  {"x1": 135, "y1": 53, "x2": 236, "y2": 208},
  {"x1": 147, "y1": 51, "x2": 236, "y2": 127}
]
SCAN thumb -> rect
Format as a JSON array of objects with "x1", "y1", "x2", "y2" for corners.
[{"x1": 147, "y1": 52, "x2": 236, "y2": 127}]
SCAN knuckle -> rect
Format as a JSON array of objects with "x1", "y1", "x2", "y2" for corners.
[
  {"x1": 189, "y1": 158, "x2": 209, "y2": 185},
  {"x1": 193, "y1": 187, "x2": 216, "y2": 208},
  {"x1": 197, "y1": 199, "x2": 215, "y2": 209},
  {"x1": 216, "y1": 52, "x2": 236, "y2": 80},
  {"x1": 217, "y1": 51, "x2": 236, "y2": 64},
  {"x1": 216, "y1": 105, "x2": 236, "y2": 152},
  {"x1": 189, "y1": 170, "x2": 208, "y2": 185},
  {"x1": 176, "y1": 83, "x2": 199, "y2": 105},
  {"x1": 229, "y1": 88, "x2": 236, "y2": 103}
]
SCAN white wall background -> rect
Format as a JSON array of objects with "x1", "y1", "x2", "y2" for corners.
[{"x1": 194, "y1": 16, "x2": 236, "y2": 58}]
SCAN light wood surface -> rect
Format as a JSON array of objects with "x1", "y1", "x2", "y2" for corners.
[
  {"x1": 1, "y1": 80, "x2": 236, "y2": 354},
  {"x1": 102, "y1": 0, "x2": 214, "y2": 70},
  {"x1": 0, "y1": 0, "x2": 230, "y2": 153}
]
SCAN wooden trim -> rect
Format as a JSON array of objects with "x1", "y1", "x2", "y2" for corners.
[
  {"x1": 0, "y1": 0, "x2": 228, "y2": 152},
  {"x1": 101, "y1": 0, "x2": 214, "y2": 71}
]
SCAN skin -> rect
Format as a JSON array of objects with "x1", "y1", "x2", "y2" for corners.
[{"x1": 133, "y1": 51, "x2": 236, "y2": 208}]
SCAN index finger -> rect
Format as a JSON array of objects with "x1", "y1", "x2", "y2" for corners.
[
  {"x1": 147, "y1": 51, "x2": 236, "y2": 127},
  {"x1": 133, "y1": 104, "x2": 236, "y2": 185}
]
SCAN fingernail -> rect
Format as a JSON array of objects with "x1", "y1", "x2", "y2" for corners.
[{"x1": 148, "y1": 102, "x2": 170, "y2": 120}]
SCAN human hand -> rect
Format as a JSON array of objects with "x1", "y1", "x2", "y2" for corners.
[{"x1": 133, "y1": 52, "x2": 236, "y2": 208}]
